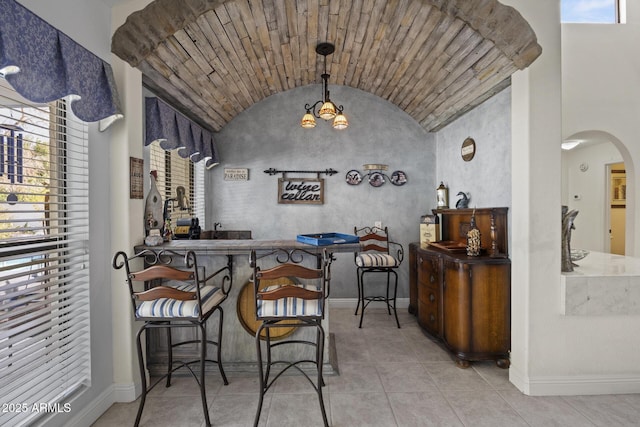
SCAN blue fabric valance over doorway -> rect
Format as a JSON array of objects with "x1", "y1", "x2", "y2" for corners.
[
  {"x1": 0, "y1": 0, "x2": 123, "y2": 130},
  {"x1": 145, "y1": 97, "x2": 219, "y2": 169}
]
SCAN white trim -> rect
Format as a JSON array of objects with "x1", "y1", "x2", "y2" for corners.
[
  {"x1": 58, "y1": 386, "x2": 116, "y2": 427},
  {"x1": 517, "y1": 374, "x2": 640, "y2": 396},
  {"x1": 113, "y1": 381, "x2": 140, "y2": 403}
]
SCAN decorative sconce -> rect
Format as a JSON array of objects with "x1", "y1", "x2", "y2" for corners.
[
  {"x1": 345, "y1": 164, "x2": 407, "y2": 187},
  {"x1": 301, "y1": 43, "x2": 348, "y2": 130}
]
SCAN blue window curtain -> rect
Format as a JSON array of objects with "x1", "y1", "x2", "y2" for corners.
[
  {"x1": 145, "y1": 97, "x2": 219, "y2": 169},
  {"x1": 0, "y1": 0, "x2": 123, "y2": 130}
]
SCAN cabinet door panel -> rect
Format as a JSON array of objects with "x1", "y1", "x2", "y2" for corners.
[
  {"x1": 442, "y1": 261, "x2": 471, "y2": 353},
  {"x1": 469, "y1": 263, "x2": 511, "y2": 353}
]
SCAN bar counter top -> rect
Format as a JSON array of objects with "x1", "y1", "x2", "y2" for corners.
[{"x1": 135, "y1": 238, "x2": 362, "y2": 255}]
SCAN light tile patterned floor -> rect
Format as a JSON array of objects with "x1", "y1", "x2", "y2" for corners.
[{"x1": 93, "y1": 307, "x2": 640, "y2": 427}]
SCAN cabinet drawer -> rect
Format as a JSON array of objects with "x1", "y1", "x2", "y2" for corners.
[
  {"x1": 417, "y1": 255, "x2": 439, "y2": 286},
  {"x1": 418, "y1": 300, "x2": 439, "y2": 336}
]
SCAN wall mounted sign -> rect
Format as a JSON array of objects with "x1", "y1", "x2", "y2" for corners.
[
  {"x1": 224, "y1": 168, "x2": 249, "y2": 181},
  {"x1": 130, "y1": 157, "x2": 144, "y2": 199},
  {"x1": 278, "y1": 178, "x2": 324, "y2": 204},
  {"x1": 264, "y1": 168, "x2": 336, "y2": 205},
  {"x1": 346, "y1": 164, "x2": 407, "y2": 187},
  {"x1": 461, "y1": 137, "x2": 476, "y2": 161}
]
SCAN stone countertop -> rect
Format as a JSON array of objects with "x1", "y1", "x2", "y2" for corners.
[
  {"x1": 562, "y1": 250, "x2": 640, "y2": 277},
  {"x1": 561, "y1": 251, "x2": 640, "y2": 316}
]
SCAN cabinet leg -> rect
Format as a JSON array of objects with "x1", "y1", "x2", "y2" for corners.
[
  {"x1": 496, "y1": 358, "x2": 510, "y2": 369},
  {"x1": 455, "y1": 358, "x2": 470, "y2": 369}
]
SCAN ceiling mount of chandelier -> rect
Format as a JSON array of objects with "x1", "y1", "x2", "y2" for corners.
[{"x1": 301, "y1": 42, "x2": 348, "y2": 130}]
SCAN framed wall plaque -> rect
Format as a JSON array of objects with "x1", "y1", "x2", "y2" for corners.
[
  {"x1": 461, "y1": 137, "x2": 476, "y2": 162},
  {"x1": 130, "y1": 157, "x2": 144, "y2": 199},
  {"x1": 278, "y1": 177, "x2": 324, "y2": 204}
]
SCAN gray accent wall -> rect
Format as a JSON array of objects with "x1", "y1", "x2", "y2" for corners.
[{"x1": 207, "y1": 84, "x2": 511, "y2": 299}]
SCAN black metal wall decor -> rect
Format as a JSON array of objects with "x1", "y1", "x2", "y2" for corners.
[
  {"x1": 346, "y1": 164, "x2": 407, "y2": 187},
  {"x1": 264, "y1": 168, "x2": 337, "y2": 205}
]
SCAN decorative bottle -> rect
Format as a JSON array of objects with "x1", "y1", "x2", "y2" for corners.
[
  {"x1": 144, "y1": 170, "x2": 163, "y2": 235},
  {"x1": 466, "y1": 213, "x2": 481, "y2": 257}
]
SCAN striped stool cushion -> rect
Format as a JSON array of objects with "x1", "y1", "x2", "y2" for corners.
[
  {"x1": 136, "y1": 283, "x2": 225, "y2": 318},
  {"x1": 356, "y1": 253, "x2": 398, "y2": 268},
  {"x1": 257, "y1": 284, "x2": 323, "y2": 318}
]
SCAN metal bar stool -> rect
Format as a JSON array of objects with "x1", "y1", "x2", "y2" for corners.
[
  {"x1": 250, "y1": 248, "x2": 332, "y2": 427},
  {"x1": 354, "y1": 226, "x2": 404, "y2": 328},
  {"x1": 112, "y1": 250, "x2": 232, "y2": 427}
]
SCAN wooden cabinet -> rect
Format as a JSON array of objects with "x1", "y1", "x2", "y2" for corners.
[{"x1": 409, "y1": 207, "x2": 510, "y2": 368}]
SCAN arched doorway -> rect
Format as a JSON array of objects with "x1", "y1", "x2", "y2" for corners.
[{"x1": 561, "y1": 130, "x2": 634, "y2": 254}]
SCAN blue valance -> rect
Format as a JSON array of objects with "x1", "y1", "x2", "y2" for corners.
[
  {"x1": 0, "y1": 0, "x2": 123, "y2": 130},
  {"x1": 145, "y1": 97, "x2": 219, "y2": 169}
]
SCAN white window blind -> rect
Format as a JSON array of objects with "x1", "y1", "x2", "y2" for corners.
[
  {"x1": 0, "y1": 78, "x2": 91, "y2": 426},
  {"x1": 149, "y1": 142, "x2": 201, "y2": 228}
]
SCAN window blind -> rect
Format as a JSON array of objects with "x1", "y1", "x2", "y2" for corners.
[
  {"x1": 0, "y1": 77, "x2": 90, "y2": 426},
  {"x1": 149, "y1": 142, "x2": 200, "y2": 229}
]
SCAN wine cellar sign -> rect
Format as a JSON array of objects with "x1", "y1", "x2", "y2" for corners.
[{"x1": 278, "y1": 178, "x2": 324, "y2": 204}]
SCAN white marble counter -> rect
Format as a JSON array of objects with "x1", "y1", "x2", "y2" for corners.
[{"x1": 561, "y1": 251, "x2": 640, "y2": 315}]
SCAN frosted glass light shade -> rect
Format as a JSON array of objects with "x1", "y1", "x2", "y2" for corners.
[
  {"x1": 319, "y1": 101, "x2": 336, "y2": 120},
  {"x1": 333, "y1": 112, "x2": 348, "y2": 130},
  {"x1": 301, "y1": 112, "x2": 317, "y2": 128}
]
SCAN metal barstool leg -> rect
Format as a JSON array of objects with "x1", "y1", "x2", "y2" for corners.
[
  {"x1": 355, "y1": 267, "x2": 362, "y2": 316},
  {"x1": 166, "y1": 325, "x2": 172, "y2": 387},
  {"x1": 254, "y1": 324, "x2": 266, "y2": 427},
  {"x1": 392, "y1": 270, "x2": 400, "y2": 328},
  {"x1": 358, "y1": 270, "x2": 366, "y2": 328},
  {"x1": 315, "y1": 322, "x2": 329, "y2": 427},
  {"x1": 216, "y1": 307, "x2": 229, "y2": 385},
  {"x1": 386, "y1": 270, "x2": 392, "y2": 315},
  {"x1": 134, "y1": 326, "x2": 148, "y2": 427},
  {"x1": 198, "y1": 322, "x2": 212, "y2": 427}
]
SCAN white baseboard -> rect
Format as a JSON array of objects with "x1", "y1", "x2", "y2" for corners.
[
  {"x1": 329, "y1": 297, "x2": 410, "y2": 309},
  {"x1": 113, "y1": 380, "x2": 140, "y2": 402},
  {"x1": 63, "y1": 386, "x2": 115, "y2": 427},
  {"x1": 510, "y1": 368, "x2": 640, "y2": 396}
]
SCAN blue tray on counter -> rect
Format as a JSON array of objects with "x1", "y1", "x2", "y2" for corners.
[{"x1": 297, "y1": 233, "x2": 360, "y2": 246}]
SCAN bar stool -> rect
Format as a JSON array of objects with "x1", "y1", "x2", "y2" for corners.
[
  {"x1": 354, "y1": 226, "x2": 404, "y2": 328},
  {"x1": 112, "y1": 250, "x2": 232, "y2": 427},
  {"x1": 250, "y1": 248, "x2": 331, "y2": 427}
]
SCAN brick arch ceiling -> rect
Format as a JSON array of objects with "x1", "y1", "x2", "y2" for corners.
[{"x1": 111, "y1": 0, "x2": 541, "y2": 133}]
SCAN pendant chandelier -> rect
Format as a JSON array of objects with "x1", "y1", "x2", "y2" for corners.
[{"x1": 301, "y1": 43, "x2": 348, "y2": 130}]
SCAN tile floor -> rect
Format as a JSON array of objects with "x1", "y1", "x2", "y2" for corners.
[{"x1": 93, "y1": 307, "x2": 640, "y2": 427}]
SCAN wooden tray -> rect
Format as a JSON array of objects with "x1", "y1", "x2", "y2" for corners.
[{"x1": 428, "y1": 240, "x2": 467, "y2": 253}]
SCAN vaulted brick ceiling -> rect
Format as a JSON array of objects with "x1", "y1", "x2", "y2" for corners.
[{"x1": 111, "y1": 0, "x2": 541, "y2": 133}]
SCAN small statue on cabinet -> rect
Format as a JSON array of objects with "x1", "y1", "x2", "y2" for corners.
[{"x1": 456, "y1": 192, "x2": 470, "y2": 209}]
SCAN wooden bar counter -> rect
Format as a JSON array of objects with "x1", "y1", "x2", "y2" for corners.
[{"x1": 133, "y1": 239, "x2": 361, "y2": 375}]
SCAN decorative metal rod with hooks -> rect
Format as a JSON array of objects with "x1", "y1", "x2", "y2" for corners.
[{"x1": 263, "y1": 168, "x2": 338, "y2": 177}]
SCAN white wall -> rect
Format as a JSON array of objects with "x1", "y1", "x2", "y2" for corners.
[
  {"x1": 562, "y1": 15, "x2": 640, "y2": 256},
  {"x1": 506, "y1": 0, "x2": 640, "y2": 396}
]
